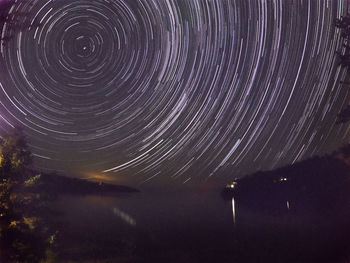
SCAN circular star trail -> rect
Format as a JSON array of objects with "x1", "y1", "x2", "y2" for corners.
[{"x1": 0, "y1": 0, "x2": 349, "y2": 184}]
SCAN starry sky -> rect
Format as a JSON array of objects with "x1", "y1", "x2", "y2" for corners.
[{"x1": 0, "y1": 0, "x2": 349, "y2": 185}]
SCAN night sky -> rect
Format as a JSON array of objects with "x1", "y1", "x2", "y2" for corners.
[{"x1": 0, "y1": 0, "x2": 349, "y2": 185}]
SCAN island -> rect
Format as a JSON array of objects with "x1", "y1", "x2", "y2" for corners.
[{"x1": 25, "y1": 172, "x2": 140, "y2": 196}]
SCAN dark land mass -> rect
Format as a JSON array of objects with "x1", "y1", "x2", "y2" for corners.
[
  {"x1": 223, "y1": 152, "x2": 350, "y2": 205},
  {"x1": 26, "y1": 172, "x2": 140, "y2": 197},
  {"x1": 221, "y1": 145, "x2": 350, "y2": 263}
]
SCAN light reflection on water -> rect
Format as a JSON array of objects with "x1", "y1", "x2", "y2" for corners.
[
  {"x1": 53, "y1": 188, "x2": 350, "y2": 263},
  {"x1": 231, "y1": 197, "x2": 235, "y2": 225},
  {"x1": 54, "y1": 187, "x2": 236, "y2": 262},
  {"x1": 112, "y1": 207, "x2": 137, "y2": 227},
  {"x1": 229, "y1": 194, "x2": 350, "y2": 263}
]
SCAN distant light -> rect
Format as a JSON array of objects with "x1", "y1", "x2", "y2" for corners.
[
  {"x1": 279, "y1": 177, "x2": 288, "y2": 182},
  {"x1": 226, "y1": 181, "x2": 237, "y2": 189}
]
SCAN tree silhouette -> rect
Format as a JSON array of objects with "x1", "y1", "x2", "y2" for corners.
[
  {"x1": 0, "y1": 128, "x2": 58, "y2": 263},
  {"x1": 335, "y1": 15, "x2": 350, "y2": 124},
  {"x1": 0, "y1": 0, "x2": 42, "y2": 46}
]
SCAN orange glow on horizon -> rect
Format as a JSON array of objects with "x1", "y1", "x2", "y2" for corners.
[{"x1": 82, "y1": 172, "x2": 116, "y2": 183}]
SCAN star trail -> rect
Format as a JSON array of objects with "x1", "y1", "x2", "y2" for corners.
[{"x1": 0, "y1": 0, "x2": 349, "y2": 184}]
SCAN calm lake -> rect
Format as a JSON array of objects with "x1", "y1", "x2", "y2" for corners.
[{"x1": 53, "y1": 186, "x2": 350, "y2": 263}]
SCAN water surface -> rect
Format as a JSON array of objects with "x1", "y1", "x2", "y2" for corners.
[{"x1": 53, "y1": 186, "x2": 350, "y2": 263}]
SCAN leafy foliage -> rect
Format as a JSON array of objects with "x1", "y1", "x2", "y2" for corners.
[{"x1": 0, "y1": 129, "x2": 58, "y2": 263}]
